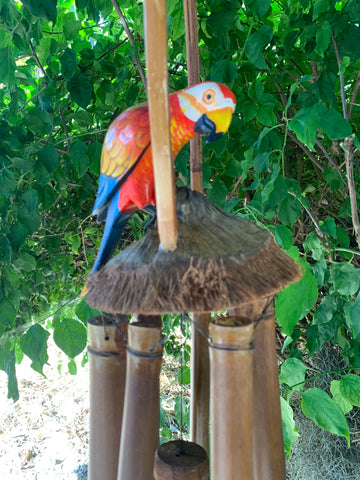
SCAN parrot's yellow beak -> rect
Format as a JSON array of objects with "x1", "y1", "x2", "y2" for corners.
[
  {"x1": 194, "y1": 106, "x2": 234, "y2": 144},
  {"x1": 206, "y1": 106, "x2": 234, "y2": 136}
]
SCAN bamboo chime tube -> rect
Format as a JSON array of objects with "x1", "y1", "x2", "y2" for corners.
[
  {"x1": 117, "y1": 320, "x2": 163, "y2": 480},
  {"x1": 144, "y1": 0, "x2": 177, "y2": 251},
  {"x1": 209, "y1": 316, "x2": 255, "y2": 480},
  {"x1": 154, "y1": 440, "x2": 209, "y2": 480},
  {"x1": 252, "y1": 304, "x2": 286, "y2": 480},
  {"x1": 189, "y1": 313, "x2": 210, "y2": 451},
  {"x1": 88, "y1": 315, "x2": 128, "y2": 480}
]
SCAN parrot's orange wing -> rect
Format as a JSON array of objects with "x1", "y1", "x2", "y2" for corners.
[{"x1": 93, "y1": 105, "x2": 150, "y2": 217}]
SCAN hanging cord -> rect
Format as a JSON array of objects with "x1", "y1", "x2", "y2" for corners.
[
  {"x1": 183, "y1": 296, "x2": 275, "y2": 346},
  {"x1": 101, "y1": 311, "x2": 129, "y2": 342}
]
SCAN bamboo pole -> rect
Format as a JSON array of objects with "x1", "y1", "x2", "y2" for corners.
[
  {"x1": 117, "y1": 318, "x2": 163, "y2": 480},
  {"x1": 88, "y1": 315, "x2": 128, "y2": 480},
  {"x1": 209, "y1": 316, "x2": 255, "y2": 480},
  {"x1": 154, "y1": 440, "x2": 209, "y2": 480},
  {"x1": 144, "y1": 0, "x2": 177, "y2": 251},
  {"x1": 184, "y1": 0, "x2": 211, "y2": 452},
  {"x1": 252, "y1": 302, "x2": 286, "y2": 480},
  {"x1": 189, "y1": 313, "x2": 209, "y2": 451}
]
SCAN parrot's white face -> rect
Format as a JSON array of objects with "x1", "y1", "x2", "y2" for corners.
[{"x1": 177, "y1": 81, "x2": 236, "y2": 143}]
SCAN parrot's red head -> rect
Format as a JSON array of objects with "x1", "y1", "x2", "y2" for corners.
[{"x1": 177, "y1": 81, "x2": 236, "y2": 143}]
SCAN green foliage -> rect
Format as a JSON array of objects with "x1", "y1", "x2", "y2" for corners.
[{"x1": 1, "y1": 0, "x2": 360, "y2": 457}]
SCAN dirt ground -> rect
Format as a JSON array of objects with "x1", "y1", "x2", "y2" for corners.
[{"x1": 0, "y1": 339, "x2": 89, "y2": 480}]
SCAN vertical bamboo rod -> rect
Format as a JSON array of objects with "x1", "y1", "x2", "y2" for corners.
[
  {"x1": 209, "y1": 316, "x2": 254, "y2": 480},
  {"x1": 117, "y1": 319, "x2": 163, "y2": 480},
  {"x1": 184, "y1": 0, "x2": 211, "y2": 452},
  {"x1": 183, "y1": 0, "x2": 202, "y2": 191},
  {"x1": 189, "y1": 313, "x2": 210, "y2": 451},
  {"x1": 88, "y1": 315, "x2": 128, "y2": 480},
  {"x1": 154, "y1": 440, "x2": 209, "y2": 479},
  {"x1": 144, "y1": 0, "x2": 177, "y2": 251},
  {"x1": 252, "y1": 303, "x2": 286, "y2": 480}
]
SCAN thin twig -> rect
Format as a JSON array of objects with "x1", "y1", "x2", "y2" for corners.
[
  {"x1": 331, "y1": 29, "x2": 348, "y2": 120},
  {"x1": 343, "y1": 136, "x2": 360, "y2": 250},
  {"x1": 286, "y1": 130, "x2": 324, "y2": 171},
  {"x1": 59, "y1": 104, "x2": 70, "y2": 150},
  {"x1": 348, "y1": 69, "x2": 360, "y2": 120},
  {"x1": 315, "y1": 138, "x2": 346, "y2": 186},
  {"x1": 110, "y1": 0, "x2": 147, "y2": 90},
  {"x1": 29, "y1": 39, "x2": 46, "y2": 77}
]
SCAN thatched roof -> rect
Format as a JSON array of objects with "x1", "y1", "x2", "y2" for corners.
[{"x1": 85, "y1": 188, "x2": 302, "y2": 314}]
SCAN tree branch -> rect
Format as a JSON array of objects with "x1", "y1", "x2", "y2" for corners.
[
  {"x1": 343, "y1": 136, "x2": 360, "y2": 251},
  {"x1": 331, "y1": 29, "x2": 348, "y2": 120},
  {"x1": 110, "y1": 0, "x2": 147, "y2": 90},
  {"x1": 348, "y1": 69, "x2": 360, "y2": 120}
]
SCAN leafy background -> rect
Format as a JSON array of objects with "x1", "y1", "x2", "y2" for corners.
[{"x1": 1, "y1": 0, "x2": 360, "y2": 455}]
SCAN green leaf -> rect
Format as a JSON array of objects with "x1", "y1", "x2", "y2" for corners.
[
  {"x1": 20, "y1": 324, "x2": 50, "y2": 375},
  {"x1": 330, "y1": 380, "x2": 353, "y2": 414},
  {"x1": 174, "y1": 395, "x2": 189, "y2": 429},
  {"x1": 339, "y1": 374, "x2": 360, "y2": 407},
  {"x1": 0, "y1": 168, "x2": 17, "y2": 199},
  {"x1": 313, "y1": 295, "x2": 337, "y2": 325},
  {"x1": 279, "y1": 358, "x2": 307, "y2": 392},
  {"x1": 318, "y1": 107, "x2": 352, "y2": 140},
  {"x1": 68, "y1": 72, "x2": 93, "y2": 109},
  {"x1": 68, "y1": 358, "x2": 77, "y2": 375},
  {"x1": 60, "y1": 48, "x2": 77, "y2": 82},
  {"x1": 69, "y1": 140, "x2": 89, "y2": 178},
  {"x1": 301, "y1": 388, "x2": 350, "y2": 445},
  {"x1": 315, "y1": 20, "x2": 331, "y2": 56},
  {"x1": 0, "y1": 46, "x2": 16, "y2": 87},
  {"x1": 280, "y1": 397, "x2": 299, "y2": 456},
  {"x1": 0, "y1": 298, "x2": 17, "y2": 328},
  {"x1": 0, "y1": 236, "x2": 12, "y2": 263},
  {"x1": 253, "y1": 152, "x2": 270, "y2": 175},
  {"x1": 245, "y1": 25, "x2": 273, "y2": 70},
  {"x1": 75, "y1": 298, "x2": 100, "y2": 324},
  {"x1": 288, "y1": 105, "x2": 319, "y2": 150},
  {"x1": 53, "y1": 317, "x2": 87, "y2": 358},
  {"x1": 277, "y1": 194, "x2": 302, "y2": 227},
  {"x1": 38, "y1": 144, "x2": 59, "y2": 174},
  {"x1": 21, "y1": 0, "x2": 57, "y2": 21},
  {"x1": 329, "y1": 262, "x2": 360, "y2": 296},
  {"x1": 63, "y1": 20, "x2": 81, "y2": 41},
  {"x1": 5, "y1": 348, "x2": 19, "y2": 402},
  {"x1": 323, "y1": 167, "x2": 344, "y2": 192},
  {"x1": 13, "y1": 251, "x2": 37, "y2": 272},
  {"x1": 276, "y1": 258, "x2": 318, "y2": 336},
  {"x1": 348, "y1": 294, "x2": 360, "y2": 338},
  {"x1": 274, "y1": 225, "x2": 293, "y2": 250},
  {"x1": 177, "y1": 365, "x2": 190, "y2": 385},
  {"x1": 210, "y1": 59, "x2": 238, "y2": 84}
]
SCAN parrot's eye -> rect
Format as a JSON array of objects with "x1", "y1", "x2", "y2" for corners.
[{"x1": 202, "y1": 89, "x2": 215, "y2": 105}]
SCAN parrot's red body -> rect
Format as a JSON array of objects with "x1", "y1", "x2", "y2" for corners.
[{"x1": 88, "y1": 81, "x2": 236, "y2": 278}]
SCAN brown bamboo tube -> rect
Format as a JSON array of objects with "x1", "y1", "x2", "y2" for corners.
[
  {"x1": 88, "y1": 315, "x2": 128, "y2": 480},
  {"x1": 190, "y1": 313, "x2": 210, "y2": 452},
  {"x1": 144, "y1": 0, "x2": 177, "y2": 251},
  {"x1": 154, "y1": 440, "x2": 209, "y2": 480},
  {"x1": 117, "y1": 319, "x2": 163, "y2": 480},
  {"x1": 209, "y1": 316, "x2": 254, "y2": 480},
  {"x1": 252, "y1": 303, "x2": 286, "y2": 480}
]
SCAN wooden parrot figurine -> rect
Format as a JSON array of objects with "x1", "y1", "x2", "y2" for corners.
[{"x1": 86, "y1": 81, "x2": 236, "y2": 284}]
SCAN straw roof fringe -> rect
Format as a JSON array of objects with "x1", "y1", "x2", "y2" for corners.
[{"x1": 85, "y1": 188, "x2": 302, "y2": 314}]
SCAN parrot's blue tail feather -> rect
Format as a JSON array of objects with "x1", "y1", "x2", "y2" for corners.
[{"x1": 91, "y1": 195, "x2": 131, "y2": 275}]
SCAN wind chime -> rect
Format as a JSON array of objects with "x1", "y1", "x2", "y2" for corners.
[{"x1": 85, "y1": 0, "x2": 302, "y2": 479}]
